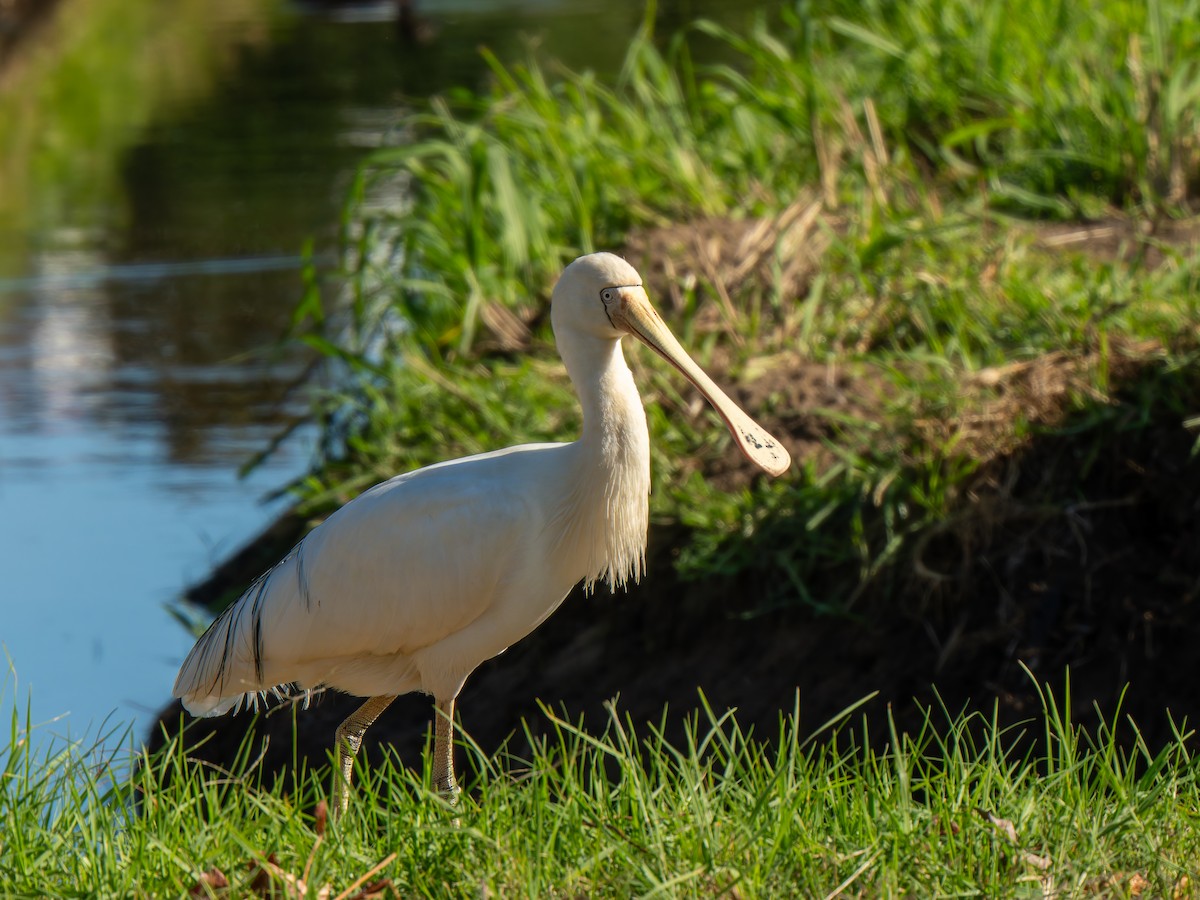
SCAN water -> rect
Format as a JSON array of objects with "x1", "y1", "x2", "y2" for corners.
[{"x1": 0, "y1": 0, "x2": 767, "y2": 752}]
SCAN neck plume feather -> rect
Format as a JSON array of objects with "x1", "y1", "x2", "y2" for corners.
[{"x1": 553, "y1": 336, "x2": 651, "y2": 592}]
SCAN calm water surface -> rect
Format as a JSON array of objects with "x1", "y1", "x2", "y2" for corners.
[{"x1": 0, "y1": 0, "x2": 767, "y2": 750}]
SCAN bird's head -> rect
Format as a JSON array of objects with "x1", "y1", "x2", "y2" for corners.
[
  {"x1": 551, "y1": 251, "x2": 646, "y2": 340},
  {"x1": 551, "y1": 252, "x2": 791, "y2": 478}
]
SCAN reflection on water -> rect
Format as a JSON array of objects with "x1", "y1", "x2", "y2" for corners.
[
  {"x1": 0, "y1": 0, "x2": 769, "y2": 749},
  {"x1": 0, "y1": 248, "x2": 316, "y2": 748}
]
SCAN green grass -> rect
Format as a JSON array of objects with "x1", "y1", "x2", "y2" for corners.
[{"x1": 4, "y1": 677, "x2": 1199, "y2": 896}]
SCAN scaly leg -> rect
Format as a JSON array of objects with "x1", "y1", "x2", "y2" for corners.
[
  {"x1": 431, "y1": 696, "x2": 460, "y2": 803},
  {"x1": 332, "y1": 694, "x2": 396, "y2": 820}
]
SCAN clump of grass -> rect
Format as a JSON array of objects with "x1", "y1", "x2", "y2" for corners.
[
  {"x1": 662, "y1": 210, "x2": 1200, "y2": 593},
  {"x1": 4, "y1": 672, "x2": 1199, "y2": 895},
  {"x1": 716, "y1": 0, "x2": 1200, "y2": 214}
]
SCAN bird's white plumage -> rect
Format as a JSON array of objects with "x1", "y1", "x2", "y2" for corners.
[{"x1": 173, "y1": 251, "x2": 788, "y2": 814}]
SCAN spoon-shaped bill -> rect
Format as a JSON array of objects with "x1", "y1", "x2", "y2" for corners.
[{"x1": 616, "y1": 290, "x2": 791, "y2": 477}]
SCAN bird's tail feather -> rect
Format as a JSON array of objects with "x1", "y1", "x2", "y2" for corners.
[{"x1": 173, "y1": 565, "x2": 285, "y2": 716}]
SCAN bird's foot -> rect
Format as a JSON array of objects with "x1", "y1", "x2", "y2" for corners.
[
  {"x1": 331, "y1": 768, "x2": 353, "y2": 822},
  {"x1": 435, "y1": 775, "x2": 461, "y2": 826},
  {"x1": 436, "y1": 775, "x2": 460, "y2": 804}
]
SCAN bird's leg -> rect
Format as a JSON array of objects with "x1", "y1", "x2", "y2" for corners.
[
  {"x1": 431, "y1": 696, "x2": 460, "y2": 804},
  {"x1": 332, "y1": 694, "x2": 396, "y2": 820}
]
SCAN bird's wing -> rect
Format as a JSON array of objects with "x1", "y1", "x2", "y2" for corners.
[{"x1": 173, "y1": 444, "x2": 559, "y2": 714}]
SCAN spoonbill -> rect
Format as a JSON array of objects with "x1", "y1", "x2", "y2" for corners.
[{"x1": 173, "y1": 252, "x2": 790, "y2": 818}]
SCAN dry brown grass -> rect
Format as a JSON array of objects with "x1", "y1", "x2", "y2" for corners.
[
  {"x1": 920, "y1": 337, "x2": 1166, "y2": 465},
  {"x1": 624, "y1": 191, "x2": 832, "y2": 336}
]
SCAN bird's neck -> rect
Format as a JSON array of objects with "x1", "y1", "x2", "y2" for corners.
[{"x1": 558, "y1": 333, "x2": 651, "y2": 591}]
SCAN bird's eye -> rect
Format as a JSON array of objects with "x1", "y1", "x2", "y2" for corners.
[{"x1": 601, "y1": 288, "x2": 615, "y2": 302}]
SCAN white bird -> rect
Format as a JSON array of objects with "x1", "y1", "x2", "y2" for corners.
[{"x1": 173, "y1": 252, "x2": 789, "y2": 818}]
